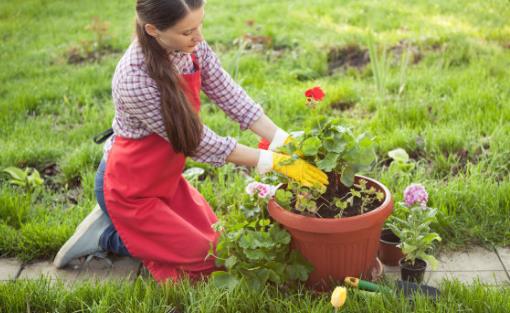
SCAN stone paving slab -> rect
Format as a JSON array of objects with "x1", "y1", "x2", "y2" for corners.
[
  {"x1": 495, "y1": 247, "x2": 510, "y2": 275},
  {"x1": 383, "y1": 246, "x2": 510, "y2": 288},
  {"x1": 434, "y1": 246, "x2": 503, "y2": 271},
  {"x1": 18, "y1": 261, "x2": 81, "y2": 283},
  {"x1": 76, "y1": 256, "x2": 141, "y2": 282},
  {"x1": 425, "y1": 270, "x2": 509, "y2": 287},
  {"x1": 0, "y1": 258, "x2": 22, "y2": 281}
]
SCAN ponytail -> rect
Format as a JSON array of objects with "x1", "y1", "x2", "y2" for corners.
[{"x1": 135, "y1": 20, "x2": 203, "y2": 156}]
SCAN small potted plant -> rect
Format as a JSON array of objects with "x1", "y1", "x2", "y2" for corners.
[
  {"x1": 378, "y1": 148, "x2": 415, "y2": 266},
  {"x1": 386, "y1": 183, "x2": 441, "y2": 283},
  {"x1": 266, "y1": 87, "x2": 394, "y2": 290}
]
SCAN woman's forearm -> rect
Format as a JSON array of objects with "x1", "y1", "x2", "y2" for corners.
[
  {"x1": 226, "y1": 143, "x2": 260, "y2": 167},
  {"x1": 249, "y1": 114, "x2": 279, "y2": 142}
]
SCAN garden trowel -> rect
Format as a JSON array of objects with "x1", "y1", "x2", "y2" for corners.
[{"x1": 344, "y1": 277, "x2": 440, "y2": 301}]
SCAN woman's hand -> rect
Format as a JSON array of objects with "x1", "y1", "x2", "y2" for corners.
[{"x1": 257, "y1": 150, "x2": 328, "y2": 189}]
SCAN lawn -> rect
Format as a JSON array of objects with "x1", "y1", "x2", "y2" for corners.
[{"x1": 0, "y1": 0, "x2": 509, "y2": 311}]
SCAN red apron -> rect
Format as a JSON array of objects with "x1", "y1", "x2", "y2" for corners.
[{"x1": 103, "y1": 54, "x2": 219, "y2": 282}]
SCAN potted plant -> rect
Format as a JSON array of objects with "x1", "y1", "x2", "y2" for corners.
[
  {"x1": 378, "y1": 148, "x2": 415, "y2": 266},
  {"x1": 266, "y1": 87, "x2": 394, "y2": 290},
  {"x1": 386, "y1": 183, "x2": 441, "y2": 283}
]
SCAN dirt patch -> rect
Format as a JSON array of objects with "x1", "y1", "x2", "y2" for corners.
[
  {"x1": 330, "y1": 100, "x2": 356, "y2": 111},
  {"x1": 41, "y1": 162, "x2": 59, "y2": 177},
  {"x1": 67, "y1": 44, "x2": 121, "y2": 65},
  {"x1": 327, "y1": 45, "x2": 370, "y2": 74},
  {"x1": 388, "y1": 41, "x2": 423, "y2": 65},
  {"x1": 448, "y1": 140, "x2": 489, "y2": 176}
]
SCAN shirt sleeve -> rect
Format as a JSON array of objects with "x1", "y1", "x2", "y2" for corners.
[
  {"x1": 199, "y1": 41, "x2": 264, "y2": 130},
  {"x1": 117, "y1": 73, "x2": 237, "y2": 167}
]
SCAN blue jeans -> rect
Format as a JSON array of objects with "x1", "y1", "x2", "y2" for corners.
[{"x1": 95, "y1": 159, "x2": 131, "y2": 256}]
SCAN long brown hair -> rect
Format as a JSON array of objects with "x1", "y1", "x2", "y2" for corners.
[{"x1": 135, "y1": 0, "x2": 203, "y2": 156}]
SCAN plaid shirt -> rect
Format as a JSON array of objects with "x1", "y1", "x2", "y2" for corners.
[{"x1": 103, "y1": 40, "x2": 263, "y2": 166}]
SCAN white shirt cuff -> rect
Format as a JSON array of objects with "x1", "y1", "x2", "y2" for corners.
[
  {"x1": 256, "y1": 149, "x2": 273, "y2": 174},
  {"x1": 268, "y1": 128, "x2": 289, "y2": 151}
]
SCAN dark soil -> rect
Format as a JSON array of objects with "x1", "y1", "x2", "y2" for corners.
[
  {"x1": 289, "y1": 172, "x2": 384, "y2": 218},
  {"x1": 327, "y1": 45, "x2": 370, "y2": 74},
  {"x1": 41, "y1": 162, "x2": 59, "y2": 177},
  {"x1": 330, "y1": 100, "x2": 356, "y2": 111},
  {"x1": 67, "y1": 44, "x2": 121, "y2": 64}
]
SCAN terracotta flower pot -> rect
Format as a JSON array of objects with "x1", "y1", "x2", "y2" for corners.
[
  {"x1": 378, "y1": 229, "x2": 404, "y2": 266},
  {"x1": 268, "y1": 175, "x2": 393, "y2": 290},
  {"x1": 399, "y1": 258, "x2": 427, "y2": 283}
]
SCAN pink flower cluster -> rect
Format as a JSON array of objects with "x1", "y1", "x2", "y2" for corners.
[
  {"x1": 245, "y1": 182, "x2": 277, "y2": 199},
  {"x1": 403, "y1": 183, "x2": 428, "y2": 207}
]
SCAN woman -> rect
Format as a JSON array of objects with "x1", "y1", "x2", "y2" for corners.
[{"x1": 54, "y1": 0, "x2": 327, "y2": 282}]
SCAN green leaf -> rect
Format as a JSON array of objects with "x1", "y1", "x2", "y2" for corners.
[
  {"x1": 225, "y1": 255, "x2": 238, "y2": 269},
  {"x1": 27, "y1": 169, "x2": 44, "y2": 187},
  {"x1": 316, "y1": 153, "x2": 339, "y2": 172},
  {"x1": 244, "y1": 249, "x2": 267, "y2": 260},
  {"x1": 301, "y1": 137, "x2": 322, "y2": 156},
  {"x1": 323, "y1": 137, "x2": 346, "y2": 153},
  {"x1": 340, "y1": 165, "x2": 356, "y2": 187},
  {"x1": 275, "y1": 189, "x2": 292, "y2": 209},
  {"x1": 421, "y1": 255, "x2": 439, "y2": 270},
  {"x1": 211, "y1": 271, "x2": 240, "y2": 290},
  {"x1": 270, "y1": 226, "x2": 291, "y2": 245},
  {"x1": 286, "y1": 263, "x2": 311, "y2": 282},
  {"x1": 3, "y1": 167, "x2": 27, "y2": 182},
  {"x1": 357, "y1": 133, "x2": 374, "y2": 149},
  {"x1": 388, "y1": 148, "x2": 409, "y2": 163},
  {"x1": 422, "y1": 233, "x2": 442, "y2": 245}
]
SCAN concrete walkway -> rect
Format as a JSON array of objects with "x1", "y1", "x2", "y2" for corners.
[{"x1": 1, "y1": 246, "x2": 510, "y2": 287}]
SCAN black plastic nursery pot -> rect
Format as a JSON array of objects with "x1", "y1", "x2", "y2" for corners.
[{"x1": 399, "y1": 258, "x2": 427, "y2": 283}]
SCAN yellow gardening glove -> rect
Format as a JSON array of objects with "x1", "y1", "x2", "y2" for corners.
[{"x1": 257, "y1": 150, "x2": 328, "y2": 189}]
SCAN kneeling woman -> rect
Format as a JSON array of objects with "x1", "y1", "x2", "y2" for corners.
[{"x1": 54, "y1": 0, "x2": 327, "y2": 282}]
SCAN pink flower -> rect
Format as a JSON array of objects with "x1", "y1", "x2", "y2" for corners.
[
  {"x1": 245, "y1": 182, "x2": 277, "y2": 199},
  {"x1": 403, "y1": 183, "x2": 428, "y2": 207}
]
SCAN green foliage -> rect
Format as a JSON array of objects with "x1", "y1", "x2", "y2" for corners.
[
  {"x1": 3, "y1": 167, "x2": 44, "y2": 193},
  {"x1": 282, "y1": 115, "x2": 376, "y2": 187},
  {"x1": 210, "y1": 215, "x2": 312, "y2": 291},
  {"x1": 274, "y1": 189, "x2": 293, "y2": 210},
  {"x1": 59, "y1": 143, "x2": 102, "y2": 186},
  {"x1": 274, "y1": 113, "x2": 378, "y2": 217},
  {"x1": 0, "y1": 188, "x2": 31, "y2": 229},
  {"x1": 387, "y1": 204, "x2": 442, "y2": 269},
  {"x1": 209, "y1": 182, "x2": 312, "y2": 291}
]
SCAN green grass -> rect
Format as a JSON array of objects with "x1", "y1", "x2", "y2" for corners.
[
  {"x1": 0, "y1": 277, "x2": 509, "y2": 313},
  {"x1": 0, "y1": 0, "x2": 509, "y2": 308}
]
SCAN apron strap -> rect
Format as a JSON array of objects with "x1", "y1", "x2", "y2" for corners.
[{"x1": 93, "y1": 128, "x2": 114, "y2": 144}]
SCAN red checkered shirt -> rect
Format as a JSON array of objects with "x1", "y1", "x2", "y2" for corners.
[{"x1": 103, "y1": 40, "x2": 263, "y2": 166}]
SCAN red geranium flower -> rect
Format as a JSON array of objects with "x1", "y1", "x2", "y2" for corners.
[
  {"x1": 305, "y1": 86, "x2": 325, "y2": 101},
  {"x1": 258, "y1": 138, "x2": 270, "y2": 150}
]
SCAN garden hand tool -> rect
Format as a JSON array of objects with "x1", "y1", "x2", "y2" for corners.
[
  {"x1": 257, "y1": 150, "x2": 328, "y2": 188},
  {"x1": 344, "y1": 277, "x2": 440, "y2": 301}
]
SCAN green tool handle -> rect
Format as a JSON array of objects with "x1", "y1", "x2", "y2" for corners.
[{"x1": 344, "y1": 277, "x2": 391, "y2": 293}]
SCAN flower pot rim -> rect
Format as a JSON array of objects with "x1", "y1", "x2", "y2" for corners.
[
  {"x1": 268, "y1": 175, "x2": 394, "y2": 233},
  {"x1": 398, "y1": 257, "x2": 427, "y2": 269}
]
